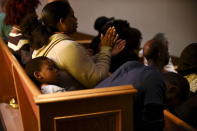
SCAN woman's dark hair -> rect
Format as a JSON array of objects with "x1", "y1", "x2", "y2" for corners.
[
  {"x1": 178, "y1": 43, "x2": 197, "y2": 75},
  {"x1": 90, "y1": 19, "x2": 142, "y2": 55},
  {"x1": 101, "y1": 19, "x2": 142, "y2": 51},
  {"x1": 41, "y1": 1, "x2": 71, "y2": 30},
  {"x1": 21, "y1": 1, "x2": 72, "y2": 50},
  {"x1": 94, "y1": 16, "x2": 114, "y2": 32},
  {"x1": 99, "y1": 19, "x2": 142, "y2": 72},
  {"x1": 4, "y1": 0, "x2": 40, "y2": 25},
  {"x1": 25, "y1": 56, "x2": 49, "y2": 87}
]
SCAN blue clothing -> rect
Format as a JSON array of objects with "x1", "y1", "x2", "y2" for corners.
[
  {"x1": 0, "y1": 13, "x2": 11, "y2": 41},
  {"x1": 96, "y1": 61, "x2": 165, "y2": 131}
]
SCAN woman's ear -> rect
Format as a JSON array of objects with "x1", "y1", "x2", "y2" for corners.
[
  {"x1": 57, "y1": 18, "x2": 66, "y2": 32},
  {"x1": 60, "y1": 18, "x2": 64, "y2": 25}
]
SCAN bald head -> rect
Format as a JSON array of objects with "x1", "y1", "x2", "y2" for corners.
[
  {"x1": 143, "y1": 33, "x2": 170, "y2": 71},
  {"x1": 143, "y1": 40, "x2": 155, "y2": 60}
]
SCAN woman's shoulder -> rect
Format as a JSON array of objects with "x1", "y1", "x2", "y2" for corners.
[
  {"x1": 33, "y1": 33, "x2": 79, "y2": 57},
  {"x1": 50, "y1": 33, "x2": 74, "y2": 42},
  {"x1": 49, "y1": 33, "x2": 79, "y2": 47}
]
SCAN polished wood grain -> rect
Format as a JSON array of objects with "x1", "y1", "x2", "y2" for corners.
[
  {"x1": 0, "y1": 38, "x2": 40, "y2": 131},
  {"x1": 38, "y1": 86, "x2": 136, "y2": 131},
  {"x1": 164, "y1": 110, "x2": 196, "y2": 131},
  {"x1": 54, "y1": 110, "x2": 120, "y2": 131},
  {"x1": 0, "y1": 38, "x2": 16, "y2": 103},
  {"x1": 35, "y1": 85, "x2": 137, "y2": 103}
]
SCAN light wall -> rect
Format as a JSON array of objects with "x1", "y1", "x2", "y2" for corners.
[{"x1": 38, "y1": 0, "x2": 197, "y2": 56}]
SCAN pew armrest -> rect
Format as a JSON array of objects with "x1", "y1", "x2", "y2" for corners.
[{"x1": 164, "y1": 110, "x2": 196, "y2": 131}]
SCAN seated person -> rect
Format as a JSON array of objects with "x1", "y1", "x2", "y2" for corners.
[
  {"x1": 92, "y1": 19, "x2": 142, "y2": 73},
  {"x1": 90, "y1": 16, "x2": 115, "y2": 55},
  {"x1": 25, "y1": 56, "x2": 66, "y2": 94},
  {"x1": 177, "y1": 43, "x2": 197, "y2": 95},
  {"x1": 96, "y1": 61, "x2": 165, "y2": 131},
  {"x1": 162, "y1": 72, "x2": 190, "y2": 113},
  {"x1": 4, "y1": 0, "x2": 40, "y2": 65},
  {"x1": 21, "y1": 1, "x2": 118, "y2": 89},
  {"x1": 143, "y1": 33, "x2": 177, "y2": 73}
]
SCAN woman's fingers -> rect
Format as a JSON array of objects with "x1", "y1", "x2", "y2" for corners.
[
  {"x1": 106, "y1": 27, "x2": 116, "y2": 46},
  {"x1": 105, "y1": 27, "x2": 113, "y2": 39},
  {"x1": 118, "y1": 39, "x2": 126, "y2": 48},
  {"x1": 111, "y1": 39, "x2": 126, "y2": 56},
  {"x1": 100, "y1": 26, "x2": 118, "y2": 47},
  {"x1": 116, "y1": 39, "x2": 126, "y2": 50},
  {"x1": 113, "y1": 34, "x2": 119, "y2": 45}
]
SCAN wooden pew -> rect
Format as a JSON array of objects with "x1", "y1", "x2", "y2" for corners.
[
  {"x1": 0, "y1": 38, "x2": 16, "y2": 103},
  {"x1": 72, "y1": 32, "x2": 94, "y2": 49},
  {"x1": 164, "y1": 110, "x2": 196, "y2": 131},
  {"x1": 1, "y1": 36, "x2": 196, "y2": 131},
  {"x1": 0, "y1": 37, "x2": 137, "y2": 131},
  {"x1": 71, "y1": 32, "x2": 94, "y2": 43}
]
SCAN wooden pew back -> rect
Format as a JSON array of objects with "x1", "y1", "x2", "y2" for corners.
[
  {"x1": 0, "y1": 37, "x2": 40, "y2": 130},
  {"x1": 0, "y1": 38, "x2": 16, "y2": 103},
  {"x1": 36, "y1": 86, "x2": 136, "y2": 131},
  {"x1": 164, "y1": 110, "x2": 196, "y2": 131}
]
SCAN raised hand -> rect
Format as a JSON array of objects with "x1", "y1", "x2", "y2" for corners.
[
  {"x1": 100, "y1": 26, "x2": 118, "y2": 47},
  {"x1": 111, "y1": 39, "x2": 126, "y2": 56}
]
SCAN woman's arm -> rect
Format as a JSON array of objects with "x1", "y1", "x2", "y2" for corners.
[{"x1": 50, "y1": 27, "x2": 117, "y2": 88}]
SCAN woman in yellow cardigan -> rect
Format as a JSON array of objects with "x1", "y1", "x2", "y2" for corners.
[{"x1": 21, "y1": 1, "x2": 118, "y2": 90}]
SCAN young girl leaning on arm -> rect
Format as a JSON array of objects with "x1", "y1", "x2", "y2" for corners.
[{"x1": 25, "y1": 56, "x2": 66, "y2": 94}]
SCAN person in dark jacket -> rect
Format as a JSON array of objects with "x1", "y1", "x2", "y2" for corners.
[{"x1": 96, "y1": 61, "x2": 165, "y2": 131}]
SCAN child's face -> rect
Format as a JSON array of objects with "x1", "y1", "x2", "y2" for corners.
[{"x1": 38, "y1": 59, "x2": 60, "y2": 84}]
